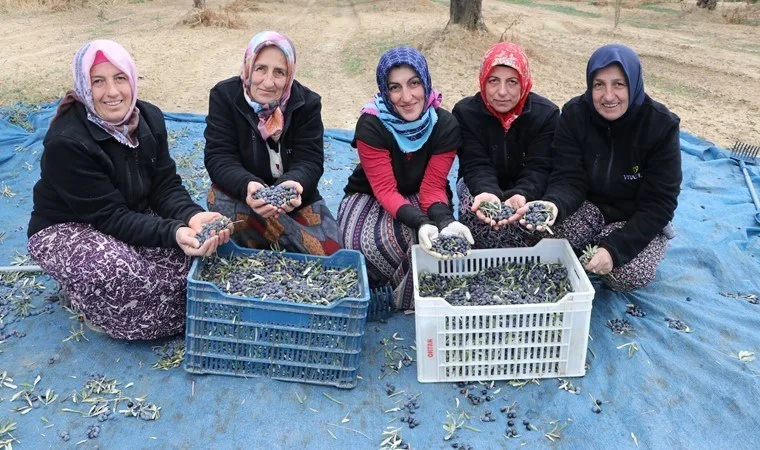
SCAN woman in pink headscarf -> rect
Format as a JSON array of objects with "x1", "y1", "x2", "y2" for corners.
[
  {"x1": 27, "y1": 40, "x2": 230, "y2": 340},
  {"x1": 453, "y1": 42, "x2": 559, "y2": 249},
  {"x1": 204, "y1": 31, "x2": 341, "y2": 255}
]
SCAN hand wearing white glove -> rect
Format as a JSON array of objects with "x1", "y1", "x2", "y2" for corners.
[
  {"x1": 440, "y1": 221, "x2": 475, "y2": 245},
  {"x1": 421, "y1": 221, "x2": 474, "y2": 260},
  {"x1": 417, "y1": 224, "x2": 439, "y2": 255}
]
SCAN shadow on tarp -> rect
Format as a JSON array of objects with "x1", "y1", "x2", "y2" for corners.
[{"x1": 0, "y1": 102, "x2": 759, "y2": 449}]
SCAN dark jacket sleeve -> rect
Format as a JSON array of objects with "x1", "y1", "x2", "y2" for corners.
[
  {"x1": 453, "y1": 102, "x2": 504, "y2": 199},
  {"x1": 42, "y1": 136, "x2": 184, "y2": 248},
  {"x1": 504, "y1": 105, "x2": 559, "y2": 201},
  {"x1": 277, "y1": 94, "x2": 325, "y2": 201},
  {"x1": 543, "y1": 103, "x2": 588, "y2": 222},
  {"x1": 144, "y1": 105, "x2": 205, "y2": 223},
  {"x1": 204, "y1": 86, "x2": 263, "y2": 201},
  {"x1": 600, "y1": 123, "x2": 681, "y2": 266}
]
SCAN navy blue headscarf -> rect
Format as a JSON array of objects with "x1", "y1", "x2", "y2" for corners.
[
  {"x1": 360, "y1": 47, "x2": 442, "y2": 153},
  {"x1": 585, "y1": 44, "x2": 645, "y2": 123}
]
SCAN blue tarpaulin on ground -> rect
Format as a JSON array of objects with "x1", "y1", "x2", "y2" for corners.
[{"x1": 1, "y1": 101, "x2": 759, "y2": 449}]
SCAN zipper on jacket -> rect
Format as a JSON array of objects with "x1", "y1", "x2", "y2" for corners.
[
  {"x1": 133, "y1": 150, "x2": 145, "y2": 200},
  {"x1": 592, "y1": 152, "x2": 601, "y2": 185},
  {"x1": 124, "y1": 151, "x2": 135, "y2": 204},
  {"x1": 605, "y1": 127, "x2": 614, "y2": 193}
]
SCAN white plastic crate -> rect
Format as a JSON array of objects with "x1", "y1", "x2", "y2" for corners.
[{"x1": 412, "y1": 239, "x2": 595, "y2": 383}]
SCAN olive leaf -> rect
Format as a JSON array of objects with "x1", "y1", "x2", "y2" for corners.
[{"x1": 732, "y1": 351, "x2": 756, "y2": 363}]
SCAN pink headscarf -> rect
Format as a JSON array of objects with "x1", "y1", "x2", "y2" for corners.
[
  {"x1": 240, "y1": 31, "x2": 297, "y2": 143},
  {"x1": 54, "y1": 40, "x2": 140, "y2": 148}
]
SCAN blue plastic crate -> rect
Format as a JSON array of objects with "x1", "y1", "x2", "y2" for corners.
[
  {"x1": 367, "y1": 284, "x2": 394, "y2": 322},
  {"x1": 184, "y1": 242, "x2": 370, "y2": 389}
]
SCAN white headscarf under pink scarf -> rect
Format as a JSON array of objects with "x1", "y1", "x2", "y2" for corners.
[{"x1": 54, "y1": 40, "x2": 140, "y2": 148}]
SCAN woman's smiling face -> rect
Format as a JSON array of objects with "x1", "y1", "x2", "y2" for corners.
[
  {"x1": 90, "y1": 61, "x2": 133, "y2": 122},
  {"x1": 387, "y1": 65, "x2": 425, "y2": 121},
  {"x1": 591, "y1": 64, "x2": 629, "y2": 121}
]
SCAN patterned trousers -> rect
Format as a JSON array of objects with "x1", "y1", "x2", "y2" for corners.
[
  {"x1": 338, "y1": 193, "x2": 418, "y2": 310},
  {"x1": 456, "y1": 179, "x2": 539, "y2": 249},
  {"x1": 207, "y1": 185, "x2": 342, "y2": 256},
  {"x1": 552, "y1": 201, "x2": 670, "y2": 292},
  {"x1": 27, "y1": 222, "x2": 192, "y2": 340}
]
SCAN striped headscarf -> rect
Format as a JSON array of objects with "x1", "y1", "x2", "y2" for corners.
[
  {"x1": 360, "y1": 46, "x2": 442, "y2": 153},
  {"x1": 479, "y1": 42, "x2": 533, "y2": 133},
  {"x1": 241, "y1": 31, "x2": 297, "y2": 142},
  {"x1": 54, "y1": 40, "x2": 140, "y2": 148}
]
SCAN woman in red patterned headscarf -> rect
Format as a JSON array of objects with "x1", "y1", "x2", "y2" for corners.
[{"x1": 453, "y1": 42, "x2": 560, "y2": 249}]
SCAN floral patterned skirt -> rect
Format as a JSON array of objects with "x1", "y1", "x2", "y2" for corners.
[
  {"x1": 552, "y1": 201, "x2": 670, "y2": 291},
  {"x1": 27, "y1": 222, "x2": 191, "y2": 340},
  {"x1": 207, "y1": 185, "x2": 342, "y2": 256}
]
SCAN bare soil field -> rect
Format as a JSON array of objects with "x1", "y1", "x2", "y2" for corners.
[{"x1": 1, "y1": 0, "x2": 758, "y2": 147}]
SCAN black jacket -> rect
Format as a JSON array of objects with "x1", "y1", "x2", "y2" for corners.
[
  {"x1": 204, "y1": 77, "x2": 325, "y2": 207},
  {"x1": 544, "y1": 94, "x2": 682, "y2": 266},
  {"x1": 28, "y1": 100, "x2": 204, "y2": 248},
  {"x1": 453, "y1": 92, "x2": 559, "y2": 201},
  {"x1": 343, "y1": 109, "x2": 461, "y2": 229}
]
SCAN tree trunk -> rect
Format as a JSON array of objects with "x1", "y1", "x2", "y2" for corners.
[
  {"x1": 449, "y1": 0, "x2": 485, "y2": 31},
  {"x1": 695, "y1": 0, "x2": 717, "y2": 10},
  {"x1": 193, "y1": 0, "x2": 206, "y2": 8}
]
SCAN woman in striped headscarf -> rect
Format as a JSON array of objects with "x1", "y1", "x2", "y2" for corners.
[
  {"x1": 454, "y1": 42, "x2": 559, "y2": 250},
  {"x1": 204, "y1": 31, "x2": 341, "y2": 255},
  {"x1": 338, "y1": 46, "x2": 473, "y2": 310},
  {"x1": 27, "y1": 40, "x2": 230, "y2": 340}
]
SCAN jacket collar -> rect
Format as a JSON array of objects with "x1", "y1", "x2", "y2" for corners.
[
  {"x1": 583, "y1": 93, "x2": 647, "y2": 131},
  {"x1": 233, "y1": 80, "x2": 306, "y2": 135},
  {"x1": 473, "y1": 91, "x2": 533, "y2": 120}
]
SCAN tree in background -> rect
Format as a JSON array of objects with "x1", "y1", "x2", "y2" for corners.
[
  {"x1": 696, "y1": 0, "x2": 717, "y2": 10},
  {"x1": 193, "y1": 0, "x2": 206, "y2": 8},
  {"x1": 449, "y1": 0, "x2": 485, "y2": 30}
]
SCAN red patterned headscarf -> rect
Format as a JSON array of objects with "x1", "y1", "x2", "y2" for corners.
[{"x1": 478, "y1": 42, "x2": 533, "y2": 132}]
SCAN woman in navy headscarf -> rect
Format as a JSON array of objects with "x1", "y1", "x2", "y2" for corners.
[
  {"x1": 516, "y1": 44, "x2": 682, "y2": 291},
  {"x1": 338, "y1": 46, "x2": 472, "y2": 309}
]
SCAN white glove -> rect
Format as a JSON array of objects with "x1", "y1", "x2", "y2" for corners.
[
  {"x1": 418, "y1": 224, "x2": 439, "y2": 254},
  {"x1": 440, "y1": 221, "x2": 475, "y2": 245}
]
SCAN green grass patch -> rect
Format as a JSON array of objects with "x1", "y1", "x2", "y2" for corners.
[
  {"x1": 538, "y1": 3, "x2": 601, "y2": 17},
  {"x1": 343, "y1": 55, "x2": 365, "y2": 77},
  {"x1": 646, "y1": 73, "x2": 712, "y2": 98},
  {"x1": 498, "y1": 0, "x2": 601, "y2": 18},
  {"x1": 620, "y1": 17, "x2": 670, "y2": 29},
  {"x1": 371, "y1": 38, "x2": 410, "y2": 56},
  {"x1": 500, "y1": 0, "x2": 536, "y2": 6},
  {"x1": 639, "y1": 3, "x2": 680, "y2": 14}
]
